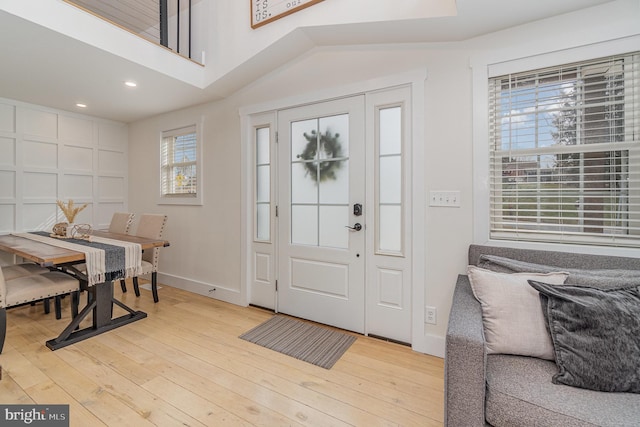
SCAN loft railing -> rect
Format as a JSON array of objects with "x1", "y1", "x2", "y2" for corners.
[{"x1": 65, "y1": 0, "x2": 198, "y2": 62}]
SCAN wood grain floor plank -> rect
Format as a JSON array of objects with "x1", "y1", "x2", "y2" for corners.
[
  {"x1": 0, "y1": 283, "x2": 444, "y2": 426},
  {"x1": 147, "y1": 303, "x2": 444, "y2": 423},
  {"x1": 131, "y1": 313, "x2": 437, "y2": 426}
]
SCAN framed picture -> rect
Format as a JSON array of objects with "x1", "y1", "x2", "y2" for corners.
[{"x1": 251, "y1": 0, "x2": 324, "y2": 29}]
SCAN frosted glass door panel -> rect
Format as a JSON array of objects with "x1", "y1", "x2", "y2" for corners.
[
  {"x1": 255, "y1": 126, "x2": 270, "y2": 242},
  {"x1": 256, "y1": 165, "x2": 270, "y2": 202},
  {"x1": 291, "y1": 205, "x2": 318, "y2": 246},
  {"x1": 319, "y1": 160, "x2": 349, "y2": 204},
  {"x1": 256, "y1": 128, "x2": 270, "y2": 164},
  {"x1": 256, "y1": 204, "x2": 270, "y2": 241},
  {"x1": 379, "y1": 156, "x2": 401, "y2": 204},
  {"x1": 290, "y1": 113, "x2": 351, "y2": 249},
  {"x1": 377, "y1": 105, "x2": 403, "y2": 254},
  {"x1": 379, "y1": 205, "x2": 402, "y2": 252},
  {"x1": 291, "y1": 119, "x2": 317, "y2": 161},
  {"x1": 319, "y1": 115, "x2": 349, "y2": 157},
  {"x1": 319, "y1": 206, "x2": 349, "y2": 249},
  {"x1": 291, "y1": 163, "x2": 318, "y2": 204},
  {"x1": 379, "y1": 107, "x2": 402, "y2": 155}
]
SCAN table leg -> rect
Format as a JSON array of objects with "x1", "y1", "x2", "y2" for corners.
[{"x1": 46, "y1": 281, "x2": 147, "y2": 351}]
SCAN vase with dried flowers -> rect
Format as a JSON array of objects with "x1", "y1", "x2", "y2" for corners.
[{"x1": 56, "y1": 199, "x2": 88, "y2": 237}]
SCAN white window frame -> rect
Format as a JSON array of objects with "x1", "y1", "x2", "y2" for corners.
[
  {"x1": 158, "y1": 122, "x2": 203, "y2": 205},
  {"x1": 472, "y1": 36, "x2": 640, "y2": 257}
]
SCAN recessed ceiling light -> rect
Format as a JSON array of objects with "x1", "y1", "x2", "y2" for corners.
[
  {"x1": 124, "y1": 81, "x2": 137, "y2": 88},
  {"x1": 76, "y1": 103, "x2": 87, "y2": 108}
]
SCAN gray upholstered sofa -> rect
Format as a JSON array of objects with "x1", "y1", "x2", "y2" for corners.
[{"x1": 445, "y1": 244, "x2": 640, "y2": 426}]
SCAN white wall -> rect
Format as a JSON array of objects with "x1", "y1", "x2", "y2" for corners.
[
  {"x1": 0, "y1": 97, "x2": 128, "y2": 263},
  {"x1": 128, "y1": 100, "x2": 244, "y2": 304}
]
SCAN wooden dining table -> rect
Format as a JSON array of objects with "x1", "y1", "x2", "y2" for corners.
[{"x1": 0, "y1": 230, "x2": 169, "y2": 350}]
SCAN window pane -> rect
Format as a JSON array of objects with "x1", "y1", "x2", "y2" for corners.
[
  {"x1": 380, "y1": 106, "x2": 402, "y2": 155},
  {"x1": 319, "y1": 206, "x2": 349, "y2": 249},
  {"x1": 256, "y1": 165, "x2": 270, "y2": 203},
  {"x1": 319, "y1": 160, "x2": 349, "y2": 204},
  {"x1": 161, "y1": 127, "x2": 197, "y2": 197},
  {"x1": 174, "y1": 133, "x2": 196, "y2": 162},
  {"x1": 291, "y1": 119, "x2": 318, "y2": 162},
  {"x1": 379, "y1": 156, "x2": 401, "y2": 204},
  {"x1": 255, "y1": 125, "x2": 271, "y2": 241},
  {"x1": 319, "y1": 114, "x2": 349, "y2": 157},
  {"x1": 292, "y1": 205, "x2": 318, "y2": 246},
  {"x1": 490, "y1": 54, "x2": 639, "y2": 247},
  {"x1": 377, "y1": 105, "x2": 404, "y2": 254},
  {"x1": 379, "y1": 205, "x2": 402, "y2": 252},
  {"x1": 291, "y1": 162, "x2": 318, "y2": 204},
  {"x1": 256, "y1": 127, "x2": 270, "y2": 164},
  {"x1": 291, "y1": 113, "x2": 351, "y2": 249},
  {"x1": 256, "y1": 203, "x2": 270, "y2": 241}
]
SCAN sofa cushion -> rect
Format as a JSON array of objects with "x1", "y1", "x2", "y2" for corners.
[
  {"x1": 467, "y1": 266, "x2": 568, "y2": 360},
  {"x1": 529, "y1": 280, "x2": 640, "y2": 393},
  {"x1": 478, "y1": 254, "x2": 640, "y2": 289},
  {"x1": 485, "y1": 354, "x2": 640, "y2": 427}
]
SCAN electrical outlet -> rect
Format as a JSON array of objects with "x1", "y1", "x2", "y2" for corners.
[{"x1": 426, "y1": 306, "x2": 437, "y2": 324}]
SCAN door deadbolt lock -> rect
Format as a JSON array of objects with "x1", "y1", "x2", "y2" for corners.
[
  {"x1": 345, "y1": 223, "x2": 362, "y2": 231},
  {"x1": 353, "y1": 203, "x2": 362, "y2": 216}
]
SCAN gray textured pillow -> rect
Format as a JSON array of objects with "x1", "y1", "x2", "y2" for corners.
[
  {"x1": 528, "y1": 280, "x2": 640, "y2": 393},
  {"x1": 479, "y1": 254, "x2": 640, "y2": 289}
]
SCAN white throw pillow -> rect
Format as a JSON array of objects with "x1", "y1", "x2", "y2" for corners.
[{"x1": 467, "y1": 266, "x2": 569, "y2": 360}]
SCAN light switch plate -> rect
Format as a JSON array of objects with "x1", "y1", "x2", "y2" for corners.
[{"x1": 429, "y1": 191, "x2": 461, "y2": 207}]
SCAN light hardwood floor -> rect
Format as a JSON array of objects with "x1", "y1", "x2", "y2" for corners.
[{"x1": 0, "y1": 282, "x2": 444, "y2": 426}]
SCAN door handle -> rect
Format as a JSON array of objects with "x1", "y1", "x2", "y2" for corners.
[{"x1": 345, "y1": 223, "x2": 362, "y2": 231}]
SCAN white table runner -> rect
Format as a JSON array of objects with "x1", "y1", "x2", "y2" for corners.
[{"x1": 12, "y1": 232, "x2": 142, "y2": 286}]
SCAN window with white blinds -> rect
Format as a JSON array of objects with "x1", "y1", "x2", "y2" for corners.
[
  {"x1": 488, "y1": 52, "x2": 640, "y2": 247},
  {"x1": 160, "y1": 125, "x2": 199, "y2": 203}
]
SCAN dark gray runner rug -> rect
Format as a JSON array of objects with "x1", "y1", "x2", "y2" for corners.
[{"x1": 239, "y1": 315, "x2": 356, "y2": 369}]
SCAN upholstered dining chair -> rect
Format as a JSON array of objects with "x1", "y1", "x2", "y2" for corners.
[
  {"x1": 127, "y1": 213, "x2": 168, "y2": 303},
  {"x1": 108, "y1": 212, "x2": 134, "y2": 234},
  {"x1": 2, "y1": 263, "x2": 49, "y2": 280},
  {"x1": 0, "y1": 266, "x2": 80, "y2": 353},
  {"x1": 1, "y1": 263, "x2": 68, "y2": 318},
  {"x1": 107, "y1": 212, "x2": 134, "y2": 293}
]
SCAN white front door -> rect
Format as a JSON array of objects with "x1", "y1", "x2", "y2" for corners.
[
  {"x1": 277, "y1": 96, "x2": 366, "y2": 332},
  {"x1": 248, "y1": 85, "x2": 414, "y2": 342}
]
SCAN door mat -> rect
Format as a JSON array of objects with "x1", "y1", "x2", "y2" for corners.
[{"x1": 239, "y1": 315, "x2": 356, "y2": 369}]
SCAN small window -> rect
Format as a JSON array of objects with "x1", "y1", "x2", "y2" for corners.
[
  {"x1": 377, "y1": 104, "x2": 404, "y2": 255},
  {"x1": 159, "y1": 124, "x2": 202, "y2": 205},
  {"x1": 488, "y1": 52, "x2": 640, "y2": 247},
  {"x1": 255, "y1": 126, "x2": 271, "y2": 241}
]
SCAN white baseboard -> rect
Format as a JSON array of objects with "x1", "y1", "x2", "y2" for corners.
[
  {"x1": 412, "y1": 333, "x2": 445, "y2": 358},
  {"x1": 156, "y1": 273, "x2": 245, "y2": 306}
]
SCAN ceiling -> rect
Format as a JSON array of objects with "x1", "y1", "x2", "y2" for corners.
[{"x1": 0, "y1": 0, "x2": 615, "y2": 123}]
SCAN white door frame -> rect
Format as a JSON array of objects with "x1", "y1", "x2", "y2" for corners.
[{"x1": 240, "y1": 69, "x2": 431, "y2": 353}]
